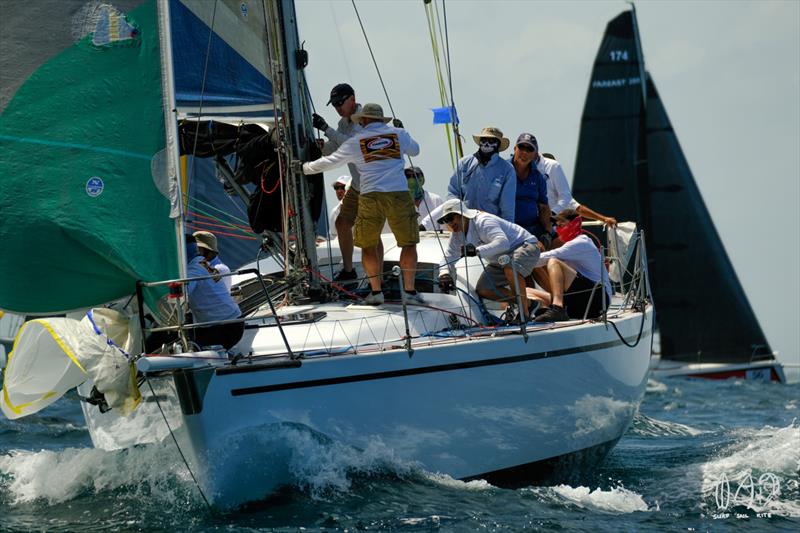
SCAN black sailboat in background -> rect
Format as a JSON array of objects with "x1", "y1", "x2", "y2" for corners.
[{"x1": 572, "y1": 9, "x2": 784, "y2": 382}]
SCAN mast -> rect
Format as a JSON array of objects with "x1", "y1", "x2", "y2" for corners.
[
  {"x1": 157, "y1": 0, "x2": 188, "y2": 281},
  {"x1": 264, "y1": 0, "x2": 319, "y2": 297}
]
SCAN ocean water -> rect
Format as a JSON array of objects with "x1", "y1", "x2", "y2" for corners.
[{"x1": 1, "y1": 377, "x2": 798, "y2": 532}]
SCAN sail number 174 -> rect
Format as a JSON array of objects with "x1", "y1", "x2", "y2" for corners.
[{"x1": 609, "y1": 50, "x2": 629, "y2": 61}]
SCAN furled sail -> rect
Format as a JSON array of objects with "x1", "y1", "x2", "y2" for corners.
[
  {"x1": 0, "y1": 1, "x2": 178, "y2": 314},
  {"x1": 572, "y1": 10, "x2": 772, "y2": 363}
]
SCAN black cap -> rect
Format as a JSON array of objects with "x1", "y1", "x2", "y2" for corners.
[
  {"x1": 327, "y1": 83, "x2": 354, "y2": 106},
  {"x1": 516, "y1": 133, "x2": 538, "y2": 151}
]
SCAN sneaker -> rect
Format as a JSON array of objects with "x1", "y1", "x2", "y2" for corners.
[
  {"x1": 404, "y1": 291, "x2": 425, "y2": 305},
  {"x1": 363, "y1": 292, "x2": 385, "y2": 306},
  {"x1": 333, "y1": 269, "x2": 358, "y2": 282},
  {"x1": 501, "y1": 305, "x2": 518, "y2": 324},
  {"x1": 533, "y1": 305, "x2": 569, "y2": 323}
]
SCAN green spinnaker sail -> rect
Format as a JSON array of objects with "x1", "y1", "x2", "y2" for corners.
[{"x1": 0, "y1": 1, "x2": 178, "y2": 314}]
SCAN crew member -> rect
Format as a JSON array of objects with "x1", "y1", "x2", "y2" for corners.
[
  {"x1": 303, "y1": 103, "x2": 422, "y2": 306},
  {"x1": 436, "y1": 199, "x2": 540, "y2": 321}
]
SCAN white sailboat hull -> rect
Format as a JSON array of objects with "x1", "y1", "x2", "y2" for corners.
[{"x1": 84, "y1": 306, "x2": 653, "y2": 508}]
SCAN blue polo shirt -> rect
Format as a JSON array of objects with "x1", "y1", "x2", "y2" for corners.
[{"x1": 510, "y1": 157, "x2": 548, "y2": 232}]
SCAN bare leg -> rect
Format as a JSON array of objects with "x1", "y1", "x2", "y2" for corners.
[
  {"x1": 546, "y1": 258, "x2": 577, "y2": 307},
  {"x1": 361, "y1": 245, "x2": 382, "y2": 292},
  {"x1": 399, "y1": 245, "x2": 417, "y2": 291},
  {"x1": 335, "y1": 216, "x2": 355, "y2": 272},
  {"x1": 532, "y1": 266, "x2": 551, "y2": 292},
  {"x1": 526, "y1": 287, "x2": 552, "y2": 307}
]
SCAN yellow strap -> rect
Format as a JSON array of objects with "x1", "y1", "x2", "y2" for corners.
[{"x1": 425, "y1": 1, "x2": 459, "y2": 168}]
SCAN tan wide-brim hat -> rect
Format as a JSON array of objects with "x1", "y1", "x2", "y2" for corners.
[
  {"x1": 472, "y1": 126, "x2": 510, "y2": 152},
  {"x1": 193, "y1": 231, "x2": 219, "y2": 253},
  {"x1": 351, "y1": 103, "x2": 392, "y2": 123}
]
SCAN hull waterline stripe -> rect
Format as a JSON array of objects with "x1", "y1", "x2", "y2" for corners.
[{"x1": 230, "y1": 330, "x2": 650, "y2": 397}]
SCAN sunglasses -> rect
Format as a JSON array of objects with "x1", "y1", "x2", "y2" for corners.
[
  {"x1": 333, "y1": 185, "x2": 346, "y2": 191},
  {"x1": 332, "y1": 95, "x2": 352, "y2": 108},
  {"x1": 441, "y1": 213, "x2": 458, "y2": 224},
  {"x1": 516, "y1": 144, "x2": 536, "y2": 153}
]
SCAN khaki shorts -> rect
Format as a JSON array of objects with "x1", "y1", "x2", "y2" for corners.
[
  {"x1": 476, "y1": 241, "x2": 541, "y2": 294},
  {"x1": 337, "y1": 187, "x2": 360, "y2": 225},
  {"x1": 354, "y1": 191, "x2": 419, "y2": 248}
]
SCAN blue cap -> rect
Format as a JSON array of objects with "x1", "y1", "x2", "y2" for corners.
[{"x1": 516, "y1": 133, "x2": 538, "y2": 151}]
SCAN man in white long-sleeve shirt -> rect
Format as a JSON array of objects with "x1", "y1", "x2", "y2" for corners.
[
  {"x1": 303, "y1": 103, "x2": 422, "y2": 305},
  {"x1": 534, "y1": 147, "x2": 617, "y2": 226},
  {"x1": 529, "y1": 209, "x2": 612, "y2": 322},
  {"x1": 436, "y1": 199, "x2": 541, "y2": 321}
]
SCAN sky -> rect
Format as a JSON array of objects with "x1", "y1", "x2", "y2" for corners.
[{"x1": 295, "y1": 0, "x2": 800, "y2": 374}]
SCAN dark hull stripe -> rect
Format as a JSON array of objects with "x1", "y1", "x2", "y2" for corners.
[
  {"x1": 230, "y1": 329, "x2": 650, "y2": 397},
  {"x1": 464, "y1": 437, "x2": 621, "y2": 488}
]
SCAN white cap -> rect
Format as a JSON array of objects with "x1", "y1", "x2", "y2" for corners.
[
  {"x1": 333, "y1": 175, "x2": 351, "y2": 187},
  {"x1": 436, "y1": 198, "x2": 478, "y2": 224}
]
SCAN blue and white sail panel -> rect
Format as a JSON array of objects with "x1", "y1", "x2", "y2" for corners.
[{"x1": 170, "y1": 0, "x2": 274, "y2": 119}]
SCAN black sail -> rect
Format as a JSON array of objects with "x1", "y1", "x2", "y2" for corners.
[
  {"x1": 573, "y1": 11, "x2": 649, "y2": 228},
  {"x1": 643, "y1": 74, "x2": 772, "y2": 363},
  {"x1": 573, "y1": 10, "x2": 773, "y2": 364}
]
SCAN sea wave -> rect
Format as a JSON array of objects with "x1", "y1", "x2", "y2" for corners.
[
  {"x1": 629, "y1": 412, "x2": 704, "y2": 437},
  {"x1": 0, "y1": 443, "x2": 196, "y2": 507},
  {"x1": 528, "y1": 484, "x2": 651, "y2": 514}
]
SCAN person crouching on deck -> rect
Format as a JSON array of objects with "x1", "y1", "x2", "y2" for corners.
[
  {"x1": 436, "y1": 199, "x2": 541, "y2": 322},
  {"x1": 302, "y1": 103, "x2": 422, "y2": 306},
  {"x1": 186, "y1": 232, "x2": 244, "y2": 349},
  {"x1": 528, "y1": 209, "x2": 612, "y2": 323}
]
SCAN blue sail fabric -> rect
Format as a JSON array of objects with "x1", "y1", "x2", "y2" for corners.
[{"x1": 170, "y1": 0, "x2": 274, "y2": 117}]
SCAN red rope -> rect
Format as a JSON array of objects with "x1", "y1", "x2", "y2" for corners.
[
  {"x1": 185, "y1": 223, "x2": 258, "y2": 240},
  {"x1": 187, "y1": 210, "x2": 252, "y2": 232}
]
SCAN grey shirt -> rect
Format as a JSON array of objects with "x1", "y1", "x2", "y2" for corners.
[{"x1": 322, "y1": 104, "x2": 363, "y2": 190}]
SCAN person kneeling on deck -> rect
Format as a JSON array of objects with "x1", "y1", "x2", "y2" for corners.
[
  {"x1": 528, "y1": 209, "x2": 611, "y2": 323},
  {"x1": 186, "y1": 233, "x2": 244, "y2": 349},
  {"x1": 436, "y1": 199, "x2": 541, "y2": 322},
  {"x1": 303, "y1": 103, "x2": 422, "y2": 306}
]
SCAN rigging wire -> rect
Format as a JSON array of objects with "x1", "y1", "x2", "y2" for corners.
[
  {"x1": 350, "y1": 0, "x2": 396, "y2": 118},
  {"x1": 349, "y1": 0, "x2": 477, "y2": 323},
  {"x1": 146, "y1": 378, "x2": 213, "y2": 512}
]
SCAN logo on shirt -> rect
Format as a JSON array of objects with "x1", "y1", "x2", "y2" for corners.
[{"x1": 360, "y1": 134, "x2": 400, "y2": 162}]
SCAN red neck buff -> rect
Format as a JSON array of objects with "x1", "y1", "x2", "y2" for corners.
[{"x1": 555, "y1": 216, "x2": 583, "y2": 242}]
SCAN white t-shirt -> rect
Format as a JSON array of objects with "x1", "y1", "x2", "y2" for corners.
[
  {"x1": 303, "y1": 122, "x2": 420, "y2": 194},
  {"x1": 536, "y1": 156, "x2": 580, "y2": 214},
  {"x1": 418, "y1": 190, "x2": 445, "y2": 230},
  {"x1": 537, "y1": 234, "x2": 611, "y2": 297}
]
